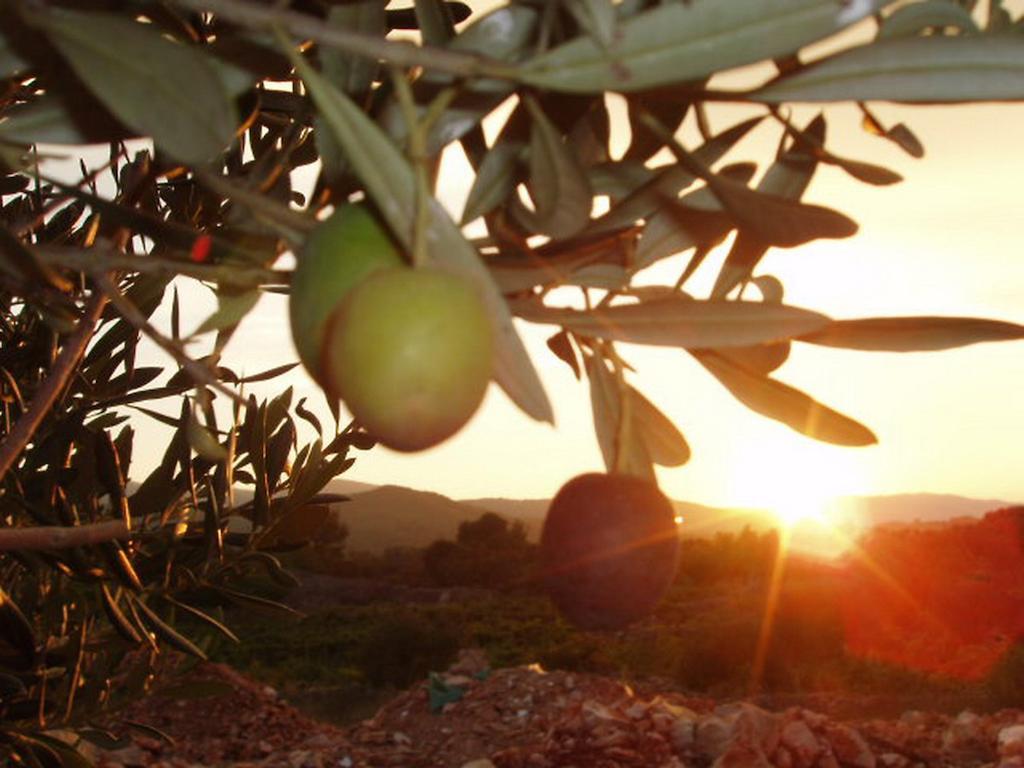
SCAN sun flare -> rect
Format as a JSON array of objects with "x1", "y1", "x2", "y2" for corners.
[{"x1": 723, "y1": 440, "x2": 868, "y2": 557}]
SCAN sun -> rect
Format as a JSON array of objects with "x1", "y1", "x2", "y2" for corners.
[{"x1": 722, "y1": 438, "x2": 868, "y2": 556}]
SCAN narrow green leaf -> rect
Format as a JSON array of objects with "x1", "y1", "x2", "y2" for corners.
[
  {"x1": 323, "y1": 0, "x2": 388, "y2": 96},
  {"x1": 520, "y1": 97, "x2": 593, "y2": 239},
  {"x1": 30, "y1": 8, "x2": 237, "y2": 163},
  {"x1": 512, "y1": 296, "x2": 830, "y2": 348},
  {"x1": 131, "y1": 596, "x2": 208, "y2": 660},
  {"x1": 286, "y1": 40, "x2": 553, "y2": 424},
  {"x1": 0, "y1": 95, "x2": 104, "y2": 146},
  {"x1": 0, "y1": 30, "x2": 29, "y2": 78},
  {"x1": 193, "y1": 289, "x2": 260, "y2": 336},
  {"x1": 798, "y1": 316, "x2": 1024, "y2": 351},
  {"x1": 462, "y1": 137, "x2": 525, "y2": 224},
  {"x1": 187, "y1": 416, "x2": 228, "y2": 461},
  {"x1": 520, "y1": 0, "x2": 882, "y2": 93},
  {"x1": 694, "y1": 350, "x2": 876, "y2": 446},
  {"x1": 160, "y1": 596, "x2": 240, "y2": 643},
  {"x1": 753, "y1": 35, "x2": 1024, "y2": 103}
]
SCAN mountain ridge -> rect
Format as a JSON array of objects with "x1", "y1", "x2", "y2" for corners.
[{"x1": 325, "y1": 479, "x2": 1020, "y2": 554}]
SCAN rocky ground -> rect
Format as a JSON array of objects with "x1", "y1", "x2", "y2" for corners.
[{"x1": 91, "y1": 653, "x2": 1024, "y2": 768}]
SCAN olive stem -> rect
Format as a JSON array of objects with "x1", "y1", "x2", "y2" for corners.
[{"x1": 390, "y1": 67, "x2": 431, "y2": 268}]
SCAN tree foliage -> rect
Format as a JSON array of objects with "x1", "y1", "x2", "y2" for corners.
[{"x1": 2, "y1": 0, "x2": 1024, "y2": 763}]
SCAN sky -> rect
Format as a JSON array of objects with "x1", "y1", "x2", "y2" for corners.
[{"x1": 124, "y1": 14, "x2": 1024, "y2": 512}]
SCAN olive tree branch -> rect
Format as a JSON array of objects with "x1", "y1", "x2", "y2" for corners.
[
  {"x1": 0, "y1": 520, "x2": 129, "y2": 551},
  {"x1": 0, "y1": 293, "x2": 108, "y2": 484}
]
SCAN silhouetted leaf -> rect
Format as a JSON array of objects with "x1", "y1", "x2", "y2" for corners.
[
  {"x1": 586, "y1": 354, "x2": 654, "y2": 481},
  {"x1": 520, "y1": 0, "x2": 879, "y2": 92},
  {"x1": 30, "y1": 7, "x2": 237, "y2": 163},
  {"x1": 754, "y1": 36, "x2": 1024, "y2": 102},
  {"x1": 131, "y1": 596, "x2": 208, "y2": 660},
  {"x1": 799, "y1": 316, "x2": 1024, "y2": 351},
  {"x1": 513, "y1": 296, "x2": 830, "y2": 348},
  {"x1": 0, "y1": 586, "x2": 36, "y2": 667},
  {"x1": 546, "y1": 331, "x2": 581, "y2": 380},
  {"x1": 695, "y1": 350, "x2": 876, "y2": 446},
  {"x1": 630, "y1": 388, "x2": 689, "y2": 467}
]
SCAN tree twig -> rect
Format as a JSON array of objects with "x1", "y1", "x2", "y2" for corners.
[
  {"x1": 0, "y1": 293, "x2": 108, "y2": 483},
  {"x1": 0, "y1": 520, "x2": 129, "y2": 551}
]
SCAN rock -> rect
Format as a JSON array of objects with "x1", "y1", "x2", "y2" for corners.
[
  {"x1": 459, "y1": 761, "x2": 496, "y2": 768},
  {"x1": 877, "y1": 753, "x2": 910, "y2": 768},
  {"x1": 824, "y1": 723, "x2": 875, "y2": 768},
  {"x1": 712, "y1": 742, "x2": 774, "y2": 768},
  {"x1": 696, "y1": 715, "x2": 733, "y2": 760},
  {"x1": 780, "y1": 720, "x2": 821, "y2": 768},
  {"x1": 1000, "y1": 725, "x2": 1024, "y2": 758},
  {"x1": 670, "y1": 716, "x2": 697, "y2": 751},
  {"x1": 941, "y1": 710, "x2": 992, "y2": 763}
]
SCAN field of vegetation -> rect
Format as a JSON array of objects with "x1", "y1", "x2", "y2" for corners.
[{"x1": 204, "y1": 511, "x2": 1024, "y2": 725}]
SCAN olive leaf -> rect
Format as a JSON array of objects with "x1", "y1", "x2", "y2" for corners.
[
  {"x1": 29, "y1": 7, "x2": 237, "y2": 163},
  {"x1": 799, "y1": 316, "x2": 1024, "y2": 351},
  {"x1": 586, "y1": 354, "x2": 654, "y2": 481},
  {"x1": 590, "y1": 116, "x2": 763, "y2": 234},
  {"x1": 512, "y1": 296, "x2": 830, "y2": 349},
  {"x1": 753, "y1": 36, "x2": 1024, "y2": 103},
  {"x1": 694, "y1": 350, "x2": 877, "y2": 446},
  {"x1": 520, "y1": 0, "x2": 882, "y2": 93},
  {"x1": 461, "y1": 137, "x2": 526, "y2": 224},
  {"x1": 192, "y1": 289, "x2": 261, "y2": 337},
  {"x1": 518, "y1": 97, "x2": 593, "y2": 239}
]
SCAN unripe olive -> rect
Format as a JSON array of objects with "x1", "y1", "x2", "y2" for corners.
[
  {"x1": 541, "y1": 473, "x2": 680, "y2": 630},
  {"x1": 323, "y1": 266, "x2": 493, "y2": 452},
  {"x1": 290, "y1": 205, "x2": 403, "y2": 385}
]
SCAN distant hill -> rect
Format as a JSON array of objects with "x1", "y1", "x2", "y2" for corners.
[
  {"x1": 320, "y1": 479, "x2": 1020, "y2": 553},
  {"x1": 329, "y1": 484, "x2": 496, "y2": 553},
  {"x1": 837, "y1": 493, "x2": 1019, "y2": 527}
]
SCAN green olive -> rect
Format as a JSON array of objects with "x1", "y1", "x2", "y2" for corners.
[
  {"x1": 323, "y1": 267, "x2": 493, "y2": 452},
  {"x1": 289, "y1": 205, "x2": 403, "y2": 386}
]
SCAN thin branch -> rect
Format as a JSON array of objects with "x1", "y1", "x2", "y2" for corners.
[
  {"x1": 0, "y1": 293, "x2": 108, "y2": 483},
  {"x1": 34, "y1": 244, "x2": 287, "y2": 287},
  {"x1": 174, "y1": 0, "x2": 518, "y2": 80},
  {"x1": 0, "y1": 520, "x2": 129, "y2": 551}
]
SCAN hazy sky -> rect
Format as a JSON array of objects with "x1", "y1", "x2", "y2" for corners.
[{"x1": 124, "y1": 16, "x2": 1024, "y2": 512}]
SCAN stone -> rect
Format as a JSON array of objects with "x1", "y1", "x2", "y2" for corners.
[
  {"x1": 780, "y1": 720, "x2": 821, "y2": 768},
  {"x1": 712, "y1": 743, "x2": 774, "y2": 768},
  {"x1": 824, "y1": 723, "x2": 875, "y2": 768},
  {"x1": 459, "y1": 761, "x2": 496, "y2": 768},
  {"x1": 696, "y1": 716, "x2": 733, "y2": 760},
  {"x1": 999, "y1": 725, "x2": 1024, "y2": 757},
  {"x1": 670, "y1": 716, "x2": 697, "y2": 751}
]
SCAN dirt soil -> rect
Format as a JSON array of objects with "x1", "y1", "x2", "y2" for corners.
[{"x1": 94, "y1": 654, "x2": 1024, "y2": 768}]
